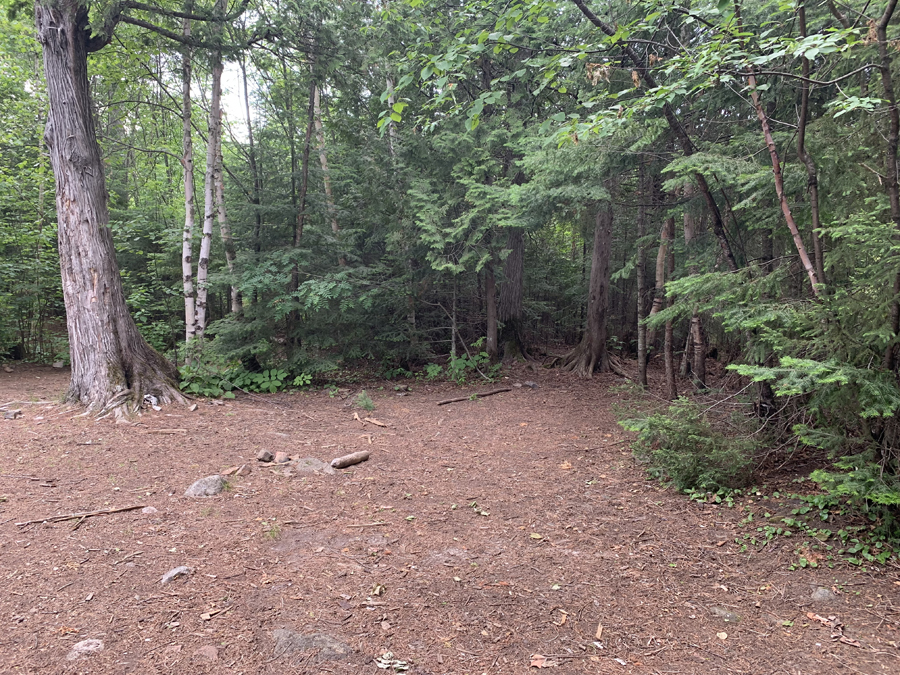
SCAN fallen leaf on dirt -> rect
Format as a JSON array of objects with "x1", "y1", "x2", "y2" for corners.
[
  {"x1": 559, "y1": 461, "x2": 572, "y2": 470},
  {"x1": 839, "y1": 635, "x2": 862, "y2": 648},
  {"x1": 530, "y1": 533, "x2": 543, "y2": 539},
  {"x1": 716, "y1": 540, "x2": 727, "y2": 547},
  {"x1": 530, "y1": 654, "x2": 559, "y2": 668},
  {"x1": 716, "y1": 632, "x2": 728, "y2": 640},
  {"x1": 552, "y1": 611, "x2": 567, "y2": 626},
  {"x1": 364, "y1": 417, "x2": 388, "y2": 427}
]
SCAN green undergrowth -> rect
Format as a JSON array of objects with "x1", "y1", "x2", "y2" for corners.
[{"x1": 688, "y1": 486, "x2": 898, "y2": 569}]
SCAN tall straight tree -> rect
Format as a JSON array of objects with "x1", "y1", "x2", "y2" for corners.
[{"x1": 34, "y1": 0, "x2": 183, "y2": 412}]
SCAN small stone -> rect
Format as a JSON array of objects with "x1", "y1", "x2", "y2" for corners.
[
  {"x1": 257, "y1": 449, "x2": 274, "y2": 463},
  {"x1": 523, "y1": 381, "x2": 538, "y2": 389},
  {"x1": 709, "y1": 606, "x2": 740, "y2": 623},
  {"x1": 52, "y1": 361, "x2": 64, "y2": 369},
  {"x1": 66, "y1": 639, "x2": 104, "y2": 660},
  {"x1": 189, "y1": 403, "x2": 198, "y2": 412},
  {"x1": 141, "y1": 506, "x2": 158, "y2": 514},
  {"x1": 3, "y1": 365, "x2": 12, "y2": 373},
  {"x1": 161, "y1": 566, "x2": 191, "y2": 584},
  {"x1": 274, "y1": 451, "x2": 291, "y2": 464},
  {"x1": 193, "y1": 645, "x2": 218, "y2": 661},
  {"x1": 184, "y1": 475, "x2": 227, "y2": 497},
  {"x1": 4, "y1": 409, "x2": 22, "y2": 420},
  {"x1": 812, "y1": 587, "x2": 836, "y2": 603},
  {"x1": 513, "y1": 382, "x2": 523, "y2": 388}
]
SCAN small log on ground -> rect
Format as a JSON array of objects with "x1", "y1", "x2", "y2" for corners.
[
  {"x1": 331, "y1": 450, "x2": 370, "y2": 469},
  {"x1": 436, "y1": 388, "x2": 512, "y2": 406}
]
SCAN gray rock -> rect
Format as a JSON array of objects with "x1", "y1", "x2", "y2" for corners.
[
  {"x1": 257, "y1": 449, "x2": 274, "y2": 463},
  {"x1": 184, "y1": 475, "x2": 227, "y2": 497},
  {"x1": 4, "y1": 409, "x2": 22, "y2": 420},
  {"x1": 523, "y1": 381, "x2": 538, "y2": 389},
  {"x1": 812, "y1": 587, "x2": 836, "y2": 603},
  {"x1": 274, "y1": 451, "x2": 291, "y2": 463},
  {"x1": 291, "y1": 457, "x2": 335, "y2": 475},
  {"x1": 161, "y1": 566, "x2": 191, "y2": 584},
  {"x1": 709, "y1": 606, "x2": 741, "y2": 623},
  {"x1": 271, "y1": 629, "x2": 352, "y2": 661},
  {"x1": 141, "y1": 506, "x2": 158, "y2": 514},
  {"x1": 52, "y1": 361, "x2": 64, "y2": 369},
  {"x1": 66, "y1": 639, "x2": 104, "y2": 660}
]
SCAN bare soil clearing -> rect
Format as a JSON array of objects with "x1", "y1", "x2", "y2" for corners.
[{"x1": 0, "y1": 363, "x2": 898, "y2": 674}]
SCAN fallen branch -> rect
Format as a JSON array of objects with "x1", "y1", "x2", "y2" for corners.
[
  {"x1": 16, "y1": 504, "x2": 144, "y2": 527},
  {"x1": 436, "y1": 388, "x2": 512, "y2": 406},
  {"x1": 331, "y1": 450, "x2": 370, "y2": 469},
  {"x1": 345, "y1": 521, "x2": 388, "y2": 528}
]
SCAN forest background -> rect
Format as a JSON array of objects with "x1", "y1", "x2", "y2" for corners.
[{"x1": 2, "y1": 0, "x2": 900, "y2": 550}]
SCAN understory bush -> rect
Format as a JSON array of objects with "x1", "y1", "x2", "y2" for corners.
[{"x1": 620, "y1": 397, "x2": 757, "y2": 492}]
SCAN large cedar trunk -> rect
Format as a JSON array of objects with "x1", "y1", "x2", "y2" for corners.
[
  {"x1": 498, "y1": 228, "x2": 526, "y2": 360},
  {"x1": 562, "y1": 203, "x2": 612, "y2": 377},
  {"x1": 36, "y1": 1, "x2": 182, "y2": 412}
]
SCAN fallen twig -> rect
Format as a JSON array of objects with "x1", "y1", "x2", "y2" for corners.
[
  {"x1": 345, "y1": 521, "x2": 387, "y2": 528},
  {"x1": 16, "y1": 504, "x2": 144, "y2": 527},
  {"x1": 436, "y1": 388, "x2": 512, "y2": 406}
]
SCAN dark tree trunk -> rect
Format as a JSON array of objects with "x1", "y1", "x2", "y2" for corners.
[
  {"x1": 663, "y1": 216, "x2": 677, "y2": 400},
  {"x1": 498, "y1": 228, "x2": 526, "y2": 360},
  {"x1": 484, "y1": 260, "x2": 498, "y2": 360},
  {"x1": 35, "y1": 0, "x2": 182, "y2": 412},
  {"x1": 562, "y1": 203, "x2": 612, "y2": 376},
  {"x1": 637, "y1": 166, "x2": 649, "y2": 388}
]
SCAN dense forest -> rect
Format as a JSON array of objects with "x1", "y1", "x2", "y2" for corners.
[{"x1": 2, "y1": 0, "x2": 900, "y2": 539}]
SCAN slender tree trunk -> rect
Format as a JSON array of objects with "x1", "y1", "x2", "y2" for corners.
[
  {"x1": 562, "y1": 202, "x2": 612, "y2": 376},
  {"x1": 797, "y1": 4, "x2": 826, "y2": 287},
  {"x1": 450, "y1": 278, "x2": 458, "y2": 360},
  {"x1": 239, "y1": 55, "x2": 262, "y2": 255},
  {"x1": 214, "y1": 143, "x2": 240, "y2": 314},
  {"x1": 180, "y1": 16, "x2": 196, "y2": 342},
  {"x1": 747, "y1": 74, "x2": 820, "y2": 296},
  {"x1": 35, "y1": 0, "x2": 182, "y2": 412},
  {"x1": 498, "y1": 228, "x2": 526, "y2": 360},
  {"x1": 664, "y1": 216, "x2": 677, "y2": 400},
  {"x1": 874, "y1": 0, "x2": 900, "y2": 369},
  {"x1": 288, "y1": 80, "x2": 317, "y2": 349},
  {"x1": 194, "y1": 2, "x2": 225, "y2": 339},
  {"x1": 637, "y1": 167, "x2": 648, "y2": 388},
  {"x1": 485, "y1": 260, "x2": 498, "y2": 360},
  {"x1": 313, "y1": 85, "x2": 344, "y2": 266},
  {"x1": 646, "y1": 217, "x2": 672, "y2": 348}
]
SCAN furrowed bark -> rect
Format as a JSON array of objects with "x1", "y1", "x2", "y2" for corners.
[
  {"x1": 562, "y1": 202, "x2": 612, "y2": 376},
  {"x1": 485, "y1": 260, "x2": 498, "y2": 360},
  {"x1": 36, "y1": 0, "x2": 183, "y2": 412},
  {"x1": 498, "y1": 228, "x2": 526, "y2": 360},
  {"x1": 646, "y1": 217, "x2": 672, "y2": 348}
]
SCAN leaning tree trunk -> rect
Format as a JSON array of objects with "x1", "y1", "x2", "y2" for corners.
[
  {"x1": 498, "y1": 228, "x2": 526, "y2": 360},
  {"x1": 35, "y1": 0, "x2": 182, "y2": 412},
  {"x1": 562, "y1": 202, "x2": 612, "y2": 376}
]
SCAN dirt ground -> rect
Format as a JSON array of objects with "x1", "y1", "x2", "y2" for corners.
[{"x1": 1, "y1": 362, "x2": 899, "y2": 675}]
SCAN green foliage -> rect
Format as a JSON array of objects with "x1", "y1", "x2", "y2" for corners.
[
  {"x1": 355, "y1": 390, "x2": 376, "y2": 411},
  {"x1": 620, "y1": 398, "x2": 756, "y2": 492},
  {"x1": 178, "y1": 350, "x2": 237, "y2": 399},
  {"x1": 231, "y1": 368, "x2": 289, "y2": 394}
]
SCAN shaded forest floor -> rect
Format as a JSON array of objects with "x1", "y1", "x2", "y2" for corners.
[{"x1": 0, "y1": 362, "x2": 898, "y2": 675}]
